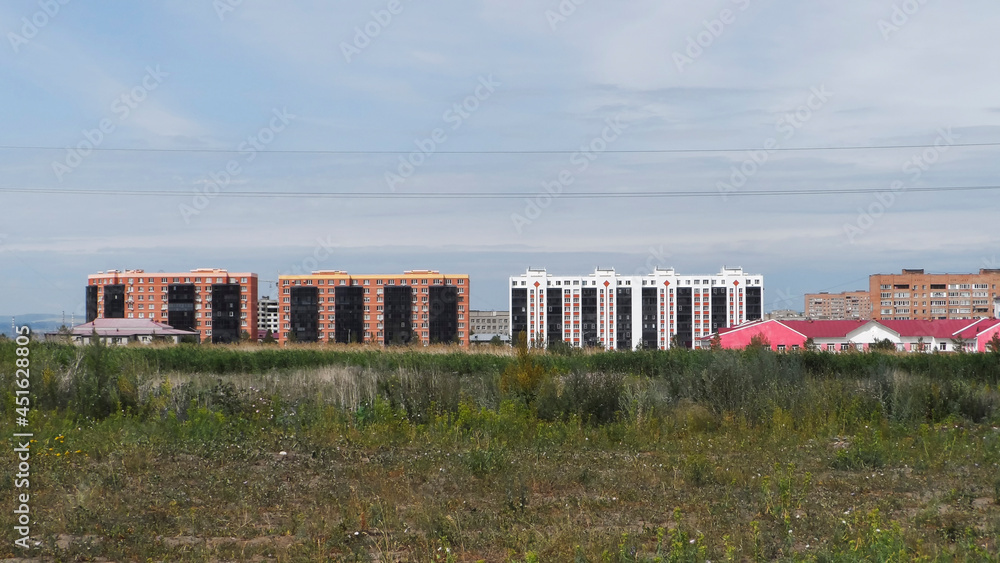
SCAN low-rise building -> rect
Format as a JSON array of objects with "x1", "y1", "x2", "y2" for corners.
[
  {"x1": 765, "y1": 309, "x2": 806, "y2": 321},
  {"x1": 63, "y1": 318, "x2": 200, "y2": 345},
  {"x1": 470, "y1": 310, "x2": 509, "y2": 340},
  {"x1": 701, "y1": 318, "x2": 1000, "y2": 353}
]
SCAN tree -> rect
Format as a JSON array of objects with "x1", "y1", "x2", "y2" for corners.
[
  {"x1": 240, "y1": 330, "x2": 251, "y2": 343},
  {"x1": 530, "y1": 331, "x2": 545, "y2": 349},
  {"x1": 670, "y1": 333, "x2": 683, "y2": 350},
  {"x1": 747, "y1": 333, "x2": 770, "y2": 351},
  {"x1": 709, "y1": 333, "x2": 722, "y2": 351},
  {"x1": 951, "y1": 335, "x2": 969, "y2": 353},
  {"x1": 490, "y1": 335, "x2": 504, "y2": 347},
  {"x1": 262, "y1": 329, "x2": 276, "y2": 344},
  {"x1": 987, "y1": 333, "x2": 1000, "y2": 354},
  {"x1": 500, "y1": 331, "x2": 550, "y2": 404},
  {"x1": 547, "y1": 338, "x2": 575, "y2": 356},
  {"x1": 915, "y1": 337, "x2": 927, "y2": 353},
  {"x1": 804, "y1": 337, "x2": 817, "y2": 351},
  {"x1": 870, "y1": 338, "x2": 897, "y2": 352}
]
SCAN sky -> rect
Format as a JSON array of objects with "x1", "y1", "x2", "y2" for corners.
[{"x1": 2, "y1": 0, "x2": 999, "y2": 321}]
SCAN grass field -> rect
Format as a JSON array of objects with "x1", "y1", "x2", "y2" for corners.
[{"x1": 2, "y1": 340, "x2": 1000, "y2": 561}]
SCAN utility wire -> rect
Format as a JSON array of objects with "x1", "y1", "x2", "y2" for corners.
[
  {"x1": 0, "y1": 141, "x2": 998, "y2": 156},
  {"x1": 0, "y1": 185, "x2": 998, "y2": 199}
]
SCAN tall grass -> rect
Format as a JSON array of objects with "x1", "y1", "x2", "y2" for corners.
[{"x1": 2, "y1": 340, "x2": 999, "y2": 428}]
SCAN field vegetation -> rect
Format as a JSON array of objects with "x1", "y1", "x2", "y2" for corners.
[{"x1": 2, "y1": 336, "x2": 1000, "y2": 561}]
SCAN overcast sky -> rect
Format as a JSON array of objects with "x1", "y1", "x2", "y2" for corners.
[{"x1": 2, "y1": 0, "x2": 999, "y2": 320}]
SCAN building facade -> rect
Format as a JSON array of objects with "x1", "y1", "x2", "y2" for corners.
[
  {"x1": 509, "y1": 267, "x2": 764, "y2": 350},
  {"x1": 62, "y1": 318, "x2": 200, "y2": 346},
  {"x1": 85, "y1": 268, "x2": 258, "y2": 343},
  {"x1": 276, "y1": 270, "x2": 470, "y2": 346},
  {"x1": 869, "y1": 269, "x2": 1000, "y2": 321},
  {"x1": 804, "y1": 290, "x2": 871, "y2": 320},
  {"x1": 257, "y1": 296, "x2": 279, "y2": 339},
  {"x1": 470, "y1": 310, "x2": 510, "y2": 337},
  {"x1": 703, "y1": 318, "x2": 1000, "y2": 353}
]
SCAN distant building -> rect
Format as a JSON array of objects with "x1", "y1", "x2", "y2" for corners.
[
  {"x1": 509, "y1": 266, "x2": 763, "y2": 350},
  {"x1": 804, "y1": 290, "x2": 871, "y2": 320},
  {"x1": 257, "y1": 296, "x2": 279, "y2": 339},
  {"x1": 470, "y1": 310, "x2": 509, "y2": 340},
  {"x1": 870, "y1": 268, "x2": 1000, "y2": 320},
  {"x1": 765, "y1": 309, "x2": 806, "y2": 321},
  {"x1": 61, "y1": 318, "x2": 200, "y2": 346},
  {"x1": 85, "y1": 269, "x2": 258, "y2": 344},
  {"x1": 277, "y1": 270, "x2": 470, "y2": 346}
]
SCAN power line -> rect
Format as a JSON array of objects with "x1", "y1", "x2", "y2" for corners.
[
  {"x1": 0, "y1": 185, "x2": 998, "y2": 199},
  {"x1": 0, "y1": 141, "x2": 999, "y2": 156}
]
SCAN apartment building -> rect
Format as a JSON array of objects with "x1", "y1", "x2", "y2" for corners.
[
  {"x1": 85, "y1": 268, "x2": 258, "y2": 343},
  {"x1": 870, "y1": 269, "x2": 1000, "y2": 320},
  {"x1": 804, "y1": 290, "x2": 871, "y2": 320},
  {"x1": 276, "y1": 270, "x2": 470, "y2": 346},
  {"x1": 470, "y1": 310, "x2": 510, "y2": 337},
  {"x1": 509, "y1": 267, "x2": 763, "y2": 350},
  {"x1": 257, "y1": 296, "x2": 279, "y2": 338}
]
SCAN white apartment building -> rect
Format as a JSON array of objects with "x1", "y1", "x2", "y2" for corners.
[
  {"x1": 509, "y1": 267, "x2": 764, "y2": 350},
  {"x1": 257, "y1": 296, "x2": 279, "y2": 337}
]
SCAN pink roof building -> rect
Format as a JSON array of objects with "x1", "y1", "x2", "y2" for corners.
[{"x1": 702, "y1": 318, "x2": 1000, "y2": 353}]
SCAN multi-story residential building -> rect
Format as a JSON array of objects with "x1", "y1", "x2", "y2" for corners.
[
  {"x1": 470, "y1": 310, "x2": 510, "y2": 337},
  {"x1": 257, "y1": 296, "x2": 279, "y2": 338},
  {"x1": 85, "y1": 268, "x2": 258, "y2": 343},
  {"x1": 509, "y1": 267, "x2": 763, "y2": 350},
  {"x1": 276, "y1": 270, "x2": 470, "y2": 346},
  {"x1": 870, "y1": 268, "x2": 1000, "y2": 321},
  {"x1": 804, "y1": 290, "x2": 871, "y2": 320}
]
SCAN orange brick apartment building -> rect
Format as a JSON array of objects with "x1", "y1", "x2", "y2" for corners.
[
  {"x1": 86, "y1": 269, "x2": 258, "y2": 343},
  {"x1": 870, "y1": 268, "x2": 1000, "y2": 320},
  {"x1": 277, "y1": 270, "x2": 469, "y2": 346}
]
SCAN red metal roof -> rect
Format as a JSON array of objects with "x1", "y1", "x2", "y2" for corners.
[
  {"x1": 781, "y1": 320, "x2": 869, "y2": 338},
  {"x1": 877, "y1": 319, "x2": 986, "y2": 339}
]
